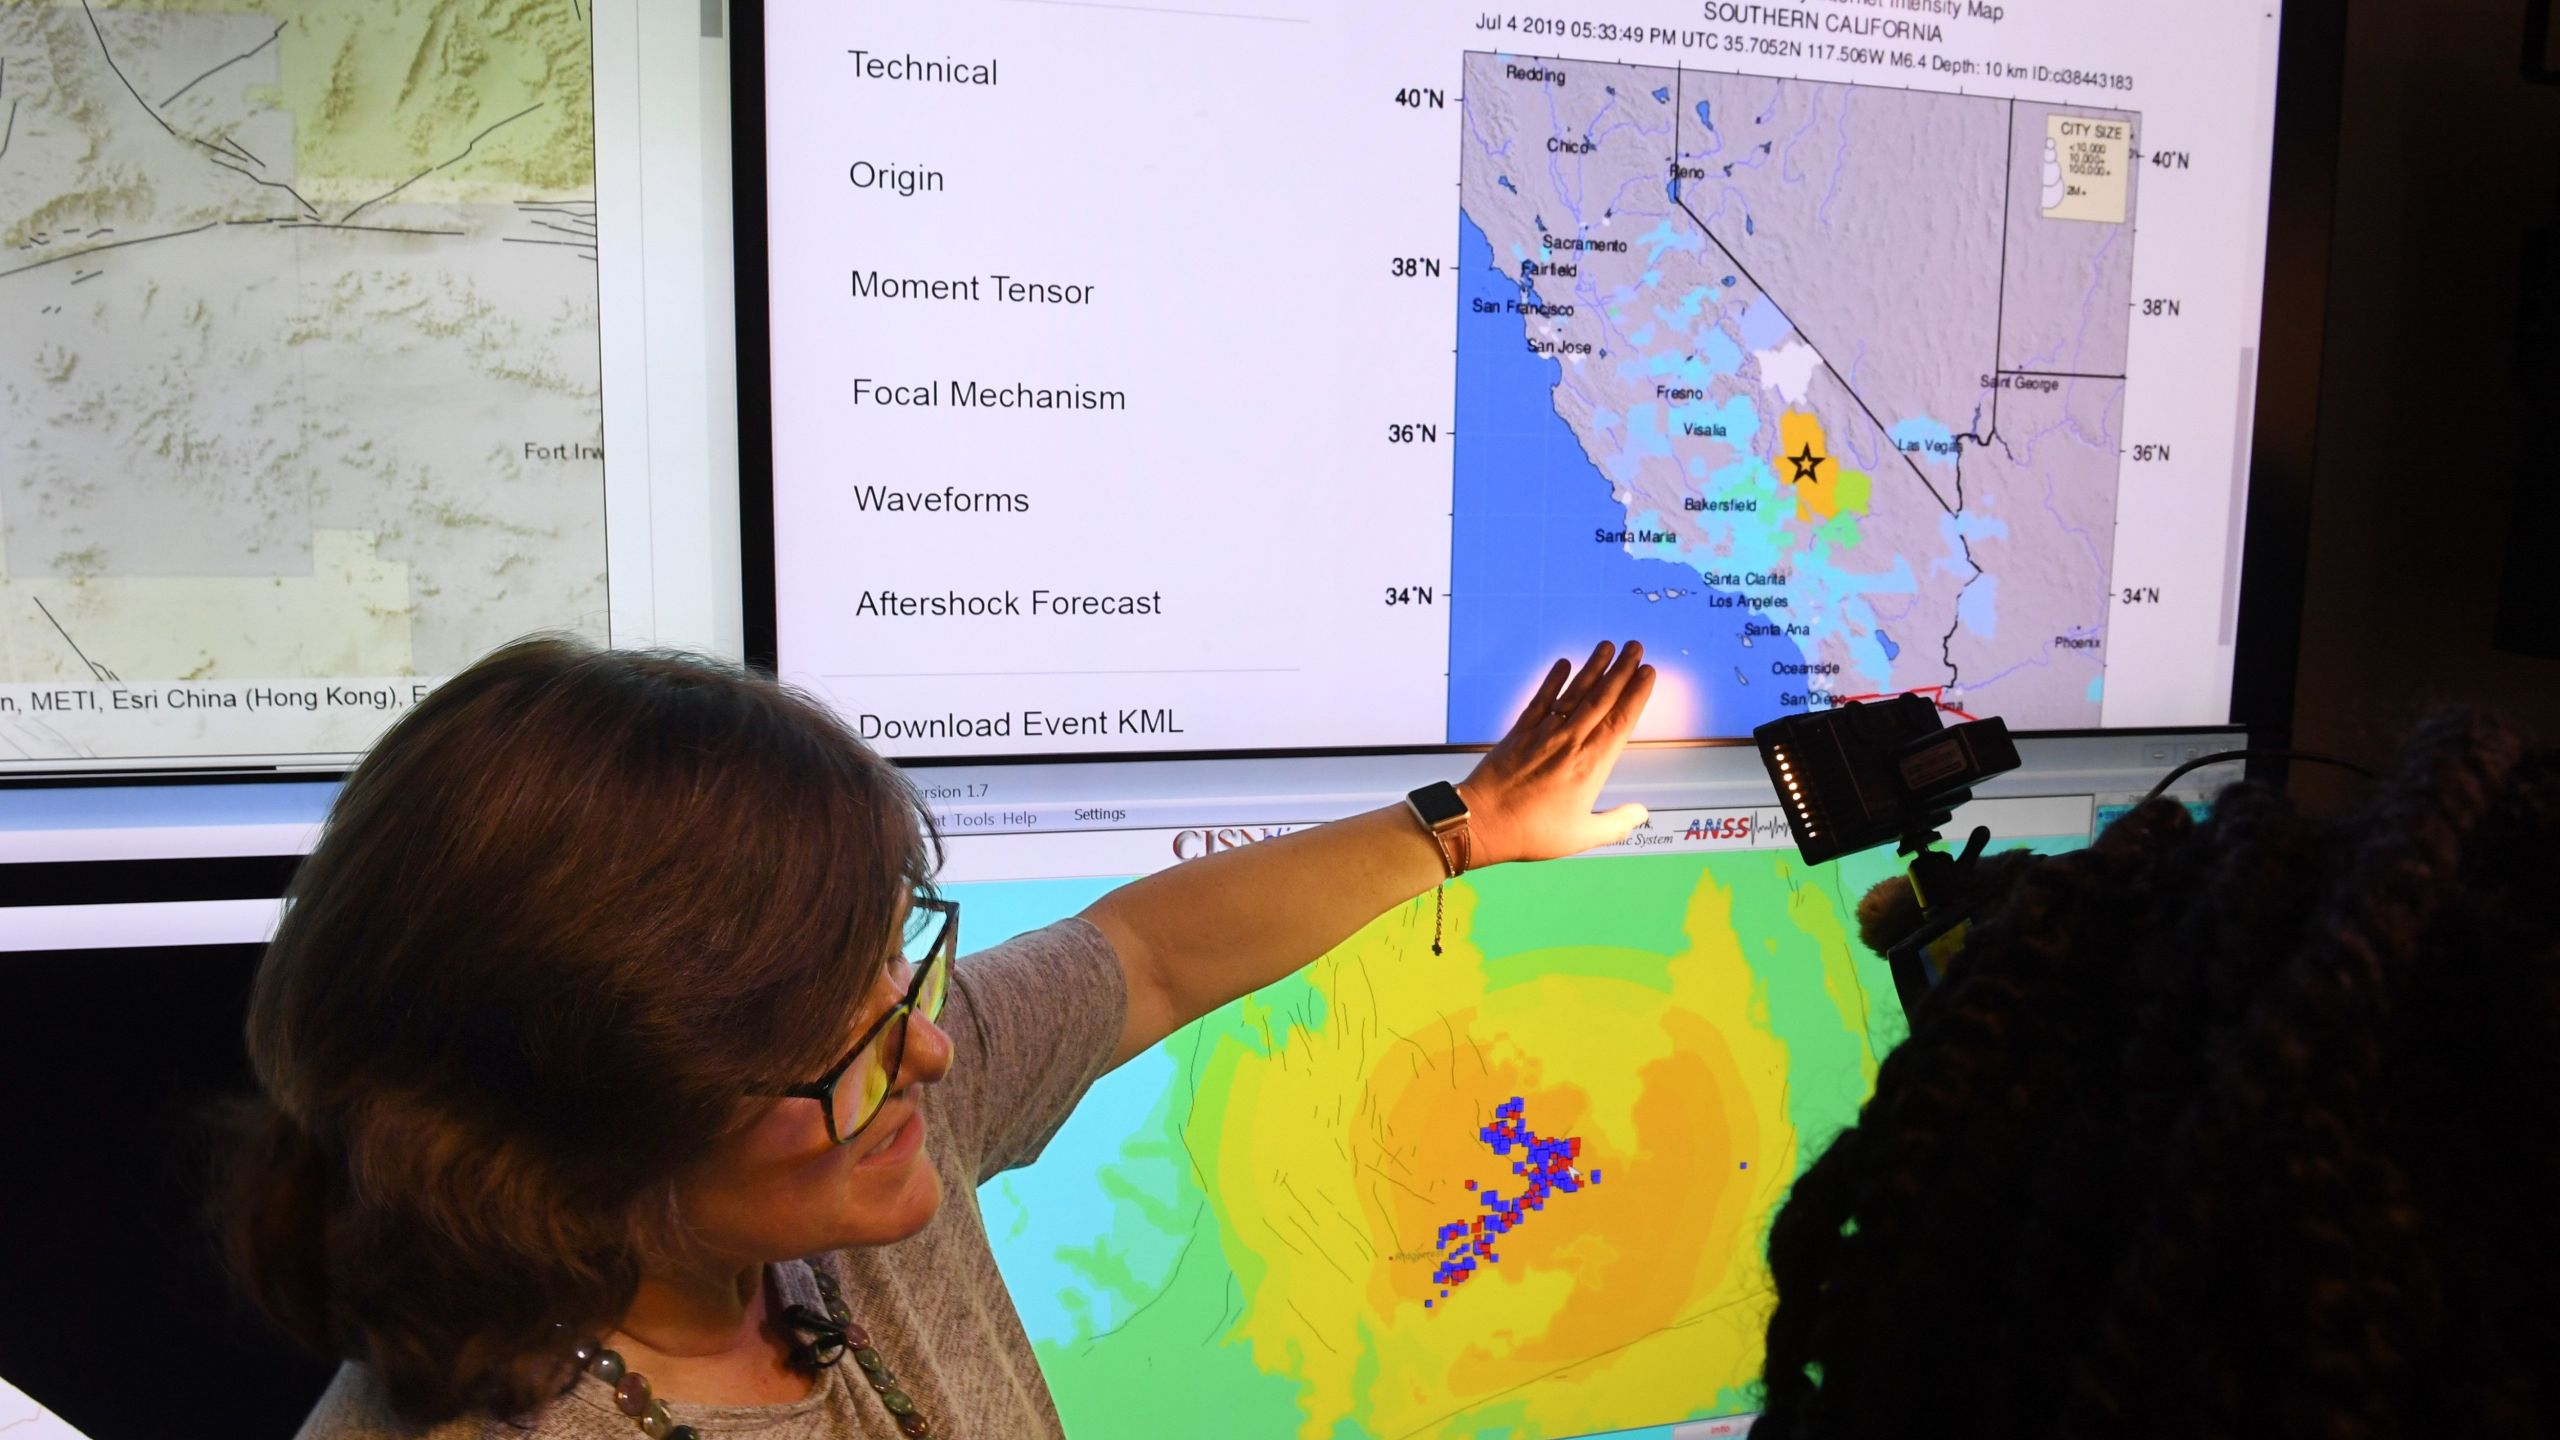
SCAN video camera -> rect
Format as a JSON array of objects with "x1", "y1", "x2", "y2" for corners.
[{"x1": 1752, "y1": 694, "x2": 2020, "y2": 1014}]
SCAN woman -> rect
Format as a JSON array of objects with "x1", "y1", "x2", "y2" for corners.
[
  {"x1": 221, "y1": 635, "x2": 1655, "y2": 1439},
  {"x1": 1752, "y1": 712, "x2": 2558, "y2": 1439}
]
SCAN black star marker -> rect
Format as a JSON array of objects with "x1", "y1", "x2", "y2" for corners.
[{"x1": 1789, "y1": 442, "x2": 1826, "y2": 485}]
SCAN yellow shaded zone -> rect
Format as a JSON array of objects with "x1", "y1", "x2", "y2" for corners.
[
  {"x1": 104, "y1": 0, "x2": 595, "y2": 203},
  {"x1": 0, "y1": 530, "x2": 414, "y2": 680},
  {"x1": 1189, "y1": 874, "x2": 1799, "y2": 1440},
  {"x1": 1789, "y1": 866, "x2": 1884, "y2": 1096},
  {"x1": 1777, "y1": 410, "x2": 1869, "y2": 523}
]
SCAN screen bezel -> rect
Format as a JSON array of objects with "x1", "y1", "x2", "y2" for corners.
[{"x1": 726, "y1": 1, "x2": 2343, "y2": 763}]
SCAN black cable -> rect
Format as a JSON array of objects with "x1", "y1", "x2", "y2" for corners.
[{"x1": 2140, "y1": 748, "x2": 2377, "y2": 805}]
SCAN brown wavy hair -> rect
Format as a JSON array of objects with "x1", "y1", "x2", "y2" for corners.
[
  {"x1": 213, "y1": 637, "x2": 937, "y2": 1423},
  {"x1": 1752, "y1": 711, "x2": 2558, "y2": 1438}
]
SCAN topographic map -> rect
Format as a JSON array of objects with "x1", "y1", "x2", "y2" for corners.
[
  {"x1": 0, "y1": 0, "x2": 602, "y2": 762},
  {"x1": 1448, "y1": 52, "x2": 2136, "y2": 742},
  {"x1": 969, "y1": 835, "x2": 2072, "y2": 1440}
]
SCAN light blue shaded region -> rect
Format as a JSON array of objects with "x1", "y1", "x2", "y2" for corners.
[
  {"x1": 2099, "y1": 800, "x2": 2212, "y2": 830},
  {"x1": 1858, "y1": 553, "x2": 1920, "y2": 596},
  {"x1": 1737, "y1": 294, "x2": 1791, "y2": 351},
  {"x1": 1645, "y1": 326, "x2": 1749, "y2": 380},
  {"x1": 1958, "y1": 573, "x2": 2001, "y2": 637},
  {"x1": 978, "y1": 1046, "x2": 1184, "y2": 1348},
  {"x1": 955, "y1": 874, "x2": 1162, "y2": 1351},
  {"x1": 1706, "y1": 393, "x2": 1758, "y2": 447},
  {"x1": 0, "y1": 780, "x2": 339, "y2": 829},
  {"x1": 1650, "y1": 284, "x2": 1711, "y2": 329},
  {"x1": 1638, "y1": 221, "x2": 1695, "y2": 261},
  {"x1": 1622, "y1": 403, "x2": 1675, "y2": 459},
  {"x1": 1889, "y1": 415, "x2": 1957, "y2": 467},
  {"x1": 1935, "y1": 511, "x2": 2008, "y2": 579},
  {"x1": 2086, "y1": 676, "x2": 2105, "y2": 703},
  {"x1": 950, "y1": 876, "x2": 1121, "y2": 950}
]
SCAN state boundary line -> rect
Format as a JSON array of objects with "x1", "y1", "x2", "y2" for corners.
[
  {"x1": 1674, "y1": 194, "x2": 1956, "y2": 514},
  {"x1": 1659, "y1": 52, "x2": 1952, "y2": 512},
  {"x1": 1466, "y1": 50, "x2": 2142, "y2": 525}
]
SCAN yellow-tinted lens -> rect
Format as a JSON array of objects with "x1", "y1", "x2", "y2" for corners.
[
  {"x1": 919, "y1": 950, "x2": 950, "y2": 1022},
  {"x1": 831, "y1": 1037, "x2": 897, "y2": 1142}
]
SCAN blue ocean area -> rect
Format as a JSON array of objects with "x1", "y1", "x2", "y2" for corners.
[
  {"x1": 1448, "y1": 212, "x2": 1799, "y2": 742},
  {"x1": 965, "y1": 875, "x2": 1186, "y2": 1351}
]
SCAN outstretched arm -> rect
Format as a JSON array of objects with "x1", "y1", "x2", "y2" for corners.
[{"x1": 1083, "y1": 641, "x2": 1656, "y2": 1069}]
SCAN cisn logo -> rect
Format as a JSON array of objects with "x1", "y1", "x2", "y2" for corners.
[{"x1": 1171, "y1": 825, "x2": 1297, "y2": 860}]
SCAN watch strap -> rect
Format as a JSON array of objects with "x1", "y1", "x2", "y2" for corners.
[{"x1": 1405, "y1": 782, "x2": 1472, "y2": 878}]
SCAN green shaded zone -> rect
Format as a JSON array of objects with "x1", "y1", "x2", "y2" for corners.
[
  {"x1": 1027, "y1": 1063, "x2": 1306, "y2": 1434},
  {"x1": 1814, "y1": 470, "x2": 1871, "y2": 548}
]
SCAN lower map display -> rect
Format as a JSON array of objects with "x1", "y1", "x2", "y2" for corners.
[{"x1": 967, "y1": 829, "x2": 2081, "y2": 1439}]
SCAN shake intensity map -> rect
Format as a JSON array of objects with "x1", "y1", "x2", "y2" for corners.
[
  {"x1": 1449, "y1": 51, "x2": 2139, "y2": 742},
  {"x1": 968, "y1": 833, "x2": 2079, "y2": 1440}
]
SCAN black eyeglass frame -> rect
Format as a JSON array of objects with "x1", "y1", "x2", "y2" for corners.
[{"x1": 770, "y1": 895, "x2": 959, "y2": 1147}]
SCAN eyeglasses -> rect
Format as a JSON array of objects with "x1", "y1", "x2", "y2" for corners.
[{"x1": 767, "y1": 895, "x2": 957, "y2": 1147}]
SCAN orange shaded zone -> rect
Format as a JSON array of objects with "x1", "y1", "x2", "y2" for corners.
[
  {"x1": 1361, "y1": 1004, "x2": 1758, "y2": 1394},
  {"x1": 1779, "y1": 409, "x2": 1836, "y2": 522}
]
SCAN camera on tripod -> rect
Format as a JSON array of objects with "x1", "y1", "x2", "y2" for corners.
[{"x1": 1753, "y1": 694, "x2": 2021, "y2": 1012}]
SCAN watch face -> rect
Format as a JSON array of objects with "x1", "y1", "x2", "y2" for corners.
[{"x1": 1410, "y1": 781, "x2": 1468, "y2": 827}]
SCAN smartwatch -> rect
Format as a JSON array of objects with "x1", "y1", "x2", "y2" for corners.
[{"x1": 1405, "y1": 781, "x2": 1473, "y2": 877}]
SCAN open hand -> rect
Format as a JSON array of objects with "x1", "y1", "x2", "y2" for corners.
[{"x1": 1457, "y1": 641, "x2": 1655, "y2": 868}]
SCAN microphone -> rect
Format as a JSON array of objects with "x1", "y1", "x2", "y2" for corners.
[{"x1": 779, "y1": 1302, "x2": 850, "y2": 1369}]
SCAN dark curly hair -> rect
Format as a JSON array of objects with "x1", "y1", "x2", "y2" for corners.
[{"x1": 1753, "y1": 712, "x2": 2557, "y2": 1439}]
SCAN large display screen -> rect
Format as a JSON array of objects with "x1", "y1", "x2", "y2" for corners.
[
  {"x1": 946, "y1": 788, "x2": 2101, "y2": 1438},
  {"x1": 5, "y1": 732, "x2": 2228, "y2": 1435},
  {"x1": 0, "y1": 2, "x2": 603, "y2": 768},
  {"x1": 0, "y1": 3, "x2": 744, "y2": 777},
  {"x1": 754, "y1": 0, "x2": 2289, "y2": 756}
]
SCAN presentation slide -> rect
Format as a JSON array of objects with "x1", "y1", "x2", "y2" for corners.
[
  {"x1": 757, "y1": 0, "x2": 2287, "y2": 757},
  {"x1": 947, "y1": 796, "x2": 2094, "y2": 1438}
]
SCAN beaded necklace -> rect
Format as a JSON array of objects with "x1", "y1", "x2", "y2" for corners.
[{"x1": 564, "y1": 1266, "x2": 942, "y2": 1439}]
